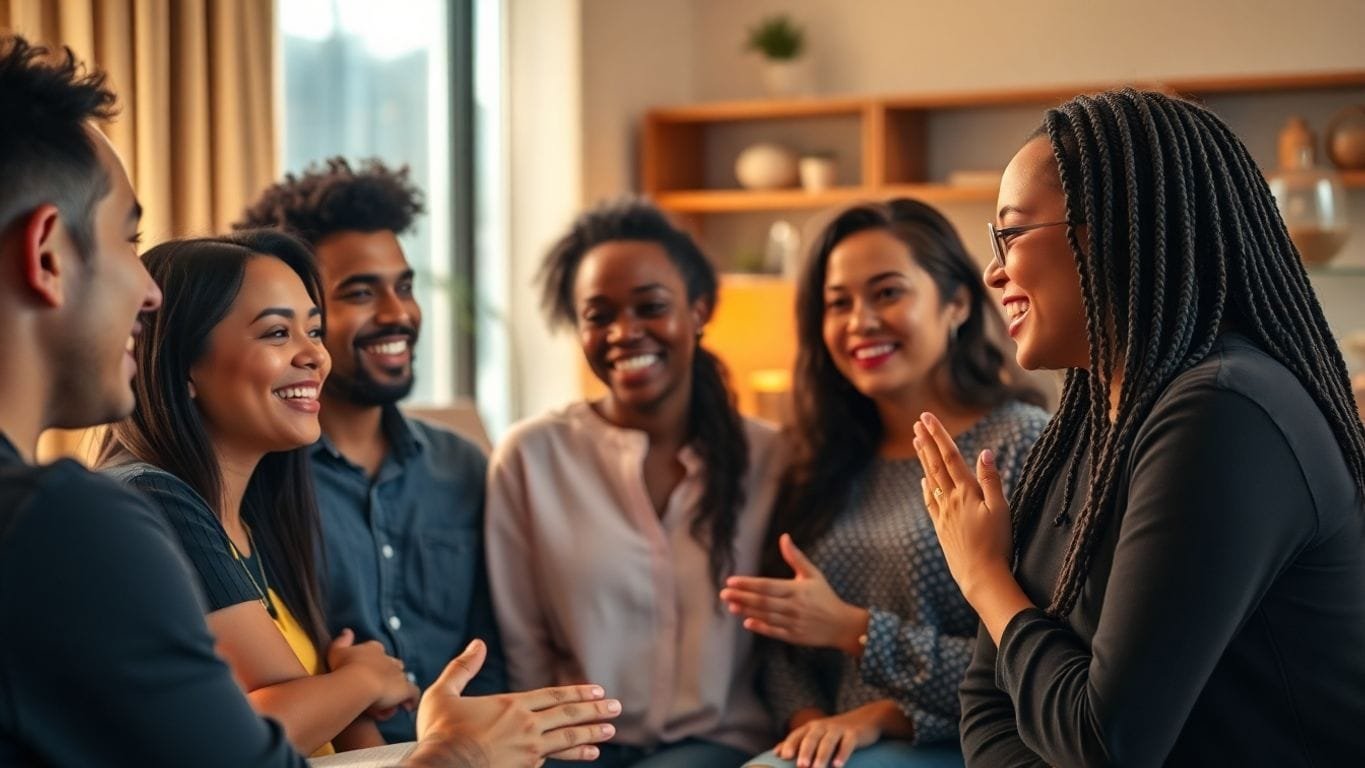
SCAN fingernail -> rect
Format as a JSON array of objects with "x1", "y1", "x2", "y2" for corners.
[
  {"x1": 585, "y1": 746, "x2": 600, "y2": 759},
  {"x1": 912, "y1": 438, "x2": 922, "y2": 450},
  {"x1": 600, "y1": 724, "x2": 616, "y2": 736},
  {"x1": 981, "y1": 448, "x2": 995, "y2": 466},
  {"x1": 605, "y1": 699, "x2": 621, "y2": 713},
  {"x1": 590, "y1": 685, "x2": 604, "y2": 697}
]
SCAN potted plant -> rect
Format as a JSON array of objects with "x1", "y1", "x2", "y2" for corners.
[{"x1": 745, "y1": 14, "x2": 810, "y2": 97}]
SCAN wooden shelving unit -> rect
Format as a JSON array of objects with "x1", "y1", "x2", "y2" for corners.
[{"x1": 641, "y1": 71, "x2": 1365, "y2": 218}]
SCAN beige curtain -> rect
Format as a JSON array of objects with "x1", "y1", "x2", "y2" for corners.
[{"x1": 2, "y1": 0, "x2": 277, "y2": 462}]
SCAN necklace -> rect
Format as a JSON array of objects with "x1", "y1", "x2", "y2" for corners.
[{"x1": 228, "y1": 525, "x2": 279, "y2": 620}]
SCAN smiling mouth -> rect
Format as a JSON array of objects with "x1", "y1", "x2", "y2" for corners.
[
  {"x1": 361, "y1": 338, "x2": 410, "y2": 356},
  {"x1": 1004, "y1": 299, "x2": 1031, "y2": 322},
  {"x1": 273, "y1": 384, "x2": 319, "y2": 401},
  {"x1": 612, "y1": 353, "x2": 661, "y2": 373},
  {"x1": 852, "y1": 342, "x2": 897, "y2": 360}
]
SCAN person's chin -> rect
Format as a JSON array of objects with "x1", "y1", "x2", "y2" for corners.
[{"x1": 611, "y1": 382, "x2": 669, "y2": 411}]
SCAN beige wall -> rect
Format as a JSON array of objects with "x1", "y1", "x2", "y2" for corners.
[
  {"x1": 507, "y1": 0, "x2": 1365, "y2": 420},
  {"x1": 691, "y1": 0, "x2": 1365, "y2": 100}
]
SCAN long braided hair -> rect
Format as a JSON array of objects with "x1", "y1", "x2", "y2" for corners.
[
  {"x1": 539, "y1": 199, "x2": 750, "y2": 590},
  {"x1": 1009, "y1": 89, "x2": 1365, "y2": 619}
]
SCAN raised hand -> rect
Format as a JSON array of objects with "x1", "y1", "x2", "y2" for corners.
[
  {"x1": 914, "y1": 411, "x2": 1033, "y2": 644},
  {"x1": 720, "y1": 534, "x2": 869, "y2": 655}
]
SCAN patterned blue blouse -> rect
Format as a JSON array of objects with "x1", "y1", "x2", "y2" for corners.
[{"x1": 760, "y1": 400, "x2": 1050, "y2": 745}]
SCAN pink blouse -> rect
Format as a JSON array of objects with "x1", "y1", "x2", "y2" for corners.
[{"x1": 485, "y1": 401, "x2": 786, "y2": 754}]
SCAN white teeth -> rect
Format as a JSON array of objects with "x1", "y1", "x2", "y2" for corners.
[
  {"x1": 853, "y1": 343, "x2": 895, "y2": 360},
  {"x1": 273, "y1": 386, "x2": 319, "y2": 400},
  {"x1": 1005, "y1": 301, "x2": 1031, "y2": 321},
  {"x1": 614, "y1": 353, "x2": 660, "y2": 372},
  {"x1": 364, "y1": 339, "x2": 409, "y2": 356}
]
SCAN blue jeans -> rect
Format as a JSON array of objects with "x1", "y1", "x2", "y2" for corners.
[
  {"x1": 744, "y1": 741, "x2": 964, "y2": 768},
  {"x1": 545, "y1": 738, "x2": 750, "y2": 767}
]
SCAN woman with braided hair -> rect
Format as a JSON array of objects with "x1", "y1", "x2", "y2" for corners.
[{"x1": 914, "y1": 88, "x2": 1365, "y2": 765}]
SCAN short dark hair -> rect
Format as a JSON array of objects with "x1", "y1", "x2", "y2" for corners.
[
  {"x1": 234, "y1": 157, "x2": 425, "y2": 246},
  {"x1": 98, "y1": 229, "x2": 332, "y2": 657},
  {"x1": 0, "y1": 34, "x2": 118, "y2": 257}
]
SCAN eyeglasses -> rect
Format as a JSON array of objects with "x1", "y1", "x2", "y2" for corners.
[{"x1": 986, "y1": 220, "x2": 1069, "y2": 269}]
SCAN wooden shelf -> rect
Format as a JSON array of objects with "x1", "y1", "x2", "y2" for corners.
[
  {"x1": 655, "y1": 184, "x2": 998, "y2": 213},
  {"x1": 656, "y1": 172, "x2": 1365, "y2": 214},
  {"x1": 642, "y1": 70, "x2": 1365, "y2": 221},
  {"x1": 1341, "y1": 170, "x2": 1365, "y2": 187}
]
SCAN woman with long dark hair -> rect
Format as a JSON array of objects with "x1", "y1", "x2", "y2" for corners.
[
  {"x1": 723, "y1": 199, "x2": 1048, "y2": 768},
  {"x1": 916, "y1": 89, "x2": 1365, "y2": 765},
  {"x1": 485, "y1": 199, "x2": 786, "y2": 767},
  {"x1": 98, "y1": 230, "x2": 418, "y2": 755}
]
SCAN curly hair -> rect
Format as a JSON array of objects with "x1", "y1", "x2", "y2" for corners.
[
  {"x1": 234, "y1": 157, "x2": 425, "y2": 245},
  {"x1": 0, "y1": 34, "x2": 118, "y2": 258}
]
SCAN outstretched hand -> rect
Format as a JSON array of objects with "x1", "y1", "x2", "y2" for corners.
[
  {"x1": 411, "y1": 639, "x2": 620, "y2": 767},
  {"x1": 720, "y1": 534, "x2": 869, "y2": 655}
]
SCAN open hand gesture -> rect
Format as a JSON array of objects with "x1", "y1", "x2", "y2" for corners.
[{"x1": 720, "y1": 534, "x2": 869, "y2": 655}]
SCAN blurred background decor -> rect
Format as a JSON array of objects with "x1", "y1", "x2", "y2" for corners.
[{"x1": 745, "y1": 13, "x2": 808, "y2": 97}]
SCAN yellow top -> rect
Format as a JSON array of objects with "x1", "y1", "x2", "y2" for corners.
[
  {"x1": 230, "y1": 540, "x2": 338, "y2": 759},
  {"x1": 265, "y1": 587, "x2": 335, "y2": 757}
]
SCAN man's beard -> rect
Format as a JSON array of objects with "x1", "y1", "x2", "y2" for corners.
[
  {"x1": 330, "y1": 326, "x2": 419, "y2": 406},
  {"x1": 325, "y1": 364, "x2": 415, "y2": 406}
]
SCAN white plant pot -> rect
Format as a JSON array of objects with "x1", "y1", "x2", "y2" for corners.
[
  {"x1": 799, "y1": 157, "x2": 837, "y2": 192},
  {"x1": 761, "y1": 58, "x2": 811, "y2": 98}
]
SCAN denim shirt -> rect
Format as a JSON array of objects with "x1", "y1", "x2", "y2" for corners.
[{"x1": 310, "y1": 406, "x2": 506, "y2": 743}]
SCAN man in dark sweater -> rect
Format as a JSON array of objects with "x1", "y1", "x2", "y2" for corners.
[{"x1": 0, "y1": 34, "x2": 617, "y2": 766}]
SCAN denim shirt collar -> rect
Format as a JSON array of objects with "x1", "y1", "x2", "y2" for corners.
[{"x1": 312, "y1": 403, "x2": 426, "y2": 468}]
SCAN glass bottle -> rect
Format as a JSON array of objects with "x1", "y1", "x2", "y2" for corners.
[{"x1": 1268, "y1": 145, "x2": 1350, "y2": 266}]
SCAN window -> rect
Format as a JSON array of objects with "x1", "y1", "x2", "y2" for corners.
[{"x1": 279, "y1": 0, "x2": 467, "y2": 406}]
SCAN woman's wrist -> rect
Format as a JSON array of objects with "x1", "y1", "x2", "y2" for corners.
[
  {"x1": 331, "y1": 659, "x2": 384, "y2": 702},
  {"x1": 963, "y1": 563, "x2": 1034, "y2": 646},
  {"x1": 838, "y1": 605, "x2": 871, "y2": 656}
]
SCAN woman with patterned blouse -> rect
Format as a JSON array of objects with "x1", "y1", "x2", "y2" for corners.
[{"x1": 722, "y1": 200, "x2": 1049, "y2": 768}]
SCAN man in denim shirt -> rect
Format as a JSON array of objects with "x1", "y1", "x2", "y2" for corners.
[{"x1": 237, "y1": 159, "x2": 506, "y2": 743}]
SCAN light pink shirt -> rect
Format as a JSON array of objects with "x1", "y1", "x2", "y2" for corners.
[{"x1": 485, "y1": 401, "x2": 785, "y2": 753}]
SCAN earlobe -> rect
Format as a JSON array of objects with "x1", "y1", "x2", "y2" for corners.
[
  {"x1": 691, "y1": 296, "x2": 713, "y2": 329},
  {"x1": 19, "y1": 205, "x2": 67, "y2": 308}
]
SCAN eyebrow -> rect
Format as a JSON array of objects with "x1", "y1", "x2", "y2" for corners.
[
  {"x1": 580, "y1": 283, "x2": 673, "y2": 304},
  {"x1": 997, "y1": 204, "x2": 1027, "y2": 221},
  {"x1": 252, "y1": 306, "x2": 323, "y2": 322},
  {"x1": 825, "y1": 271, "x2": 908, "y2": 291},
  {"x1": 335, "y1": 270, "x2": 415, "y2": 290}
]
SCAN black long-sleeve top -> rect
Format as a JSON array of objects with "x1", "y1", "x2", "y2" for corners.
[
  {"x1": 0, "y1": 434, "x2": 304, "y2": 766},
  {"x1": 961, "y1": 334, "x2": 1365, "y2": 766}
]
